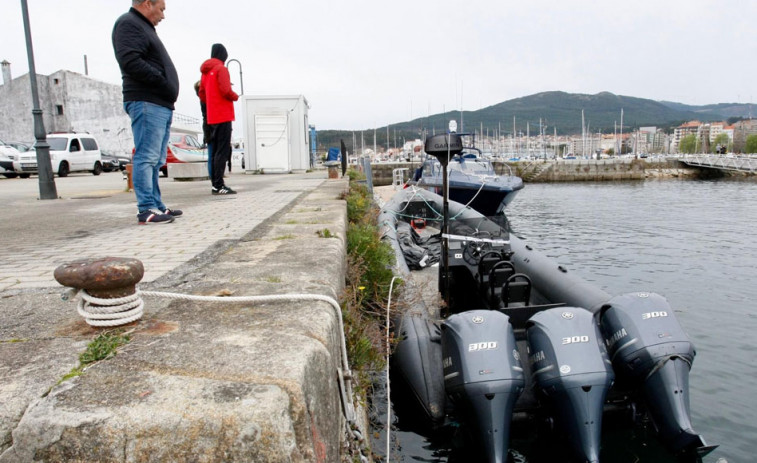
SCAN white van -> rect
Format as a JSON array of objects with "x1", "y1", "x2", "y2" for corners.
[{"x1": 46, "y1": 133, "x2": 103, "y2": 177}]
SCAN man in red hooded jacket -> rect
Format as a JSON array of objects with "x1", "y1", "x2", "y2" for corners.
[{"x1": 199, "y1": 43, "x2": 239, "y2": 195}]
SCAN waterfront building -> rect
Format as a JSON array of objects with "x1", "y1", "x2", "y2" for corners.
[
  {"x1": 569, "y1": 134, "x2": 602, "y2": 157},
  {"x1": 732, "y1": 119, "x2": 757, "y2": 153},
  {"x1": 671, "y1": 121, "x2": 701, "y2": 153},
  {"x1": 636, "y1": 127, "x2": 669, "y2": 154}
]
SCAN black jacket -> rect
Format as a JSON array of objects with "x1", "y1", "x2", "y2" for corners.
[{"x1": 112, "y1": 8, "x2": 179, "y2": 109}]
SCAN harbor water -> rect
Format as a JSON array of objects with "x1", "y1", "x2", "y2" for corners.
[{"x1": 373, "y1": 178, "x2": 755, "y2": 462}]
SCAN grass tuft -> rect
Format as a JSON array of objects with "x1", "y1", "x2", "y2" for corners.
[
  {"x1": 58, "y1": 330, "x2": 131, "y2": 385},
  {"x1": 317, "y1": 228, "x2": 335, "y2": 238}
]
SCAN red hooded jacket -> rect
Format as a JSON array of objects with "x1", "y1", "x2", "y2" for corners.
[{"x1": 199, "y1": 58, "x2": 239, "y2": 124}]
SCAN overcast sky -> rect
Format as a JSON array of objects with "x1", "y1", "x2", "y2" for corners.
[{"x1": 2, "y1": 0, "x2": 755, "y2": 131}]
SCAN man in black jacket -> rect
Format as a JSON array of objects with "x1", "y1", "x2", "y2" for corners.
[{"x1": 113, "y1": 0, "x2": 182, "y2": 224}]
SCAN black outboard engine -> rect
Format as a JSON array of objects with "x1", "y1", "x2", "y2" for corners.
[
  {"x1": 599, "y1": 292, "x2": 717, "y2": 458},
  {"x1": 442, "y1": 310, "x2": 525, "y2": 463},
  {"x1": 526, "y1": 307, "x2": 614, "y2": 463}
]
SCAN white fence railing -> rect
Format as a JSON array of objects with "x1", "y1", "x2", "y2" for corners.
[{"x1": 678, "y1": 154, "x2": 757, "y2": 173}]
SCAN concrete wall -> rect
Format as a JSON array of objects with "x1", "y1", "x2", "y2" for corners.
[
  {"x1": 539, "y1": 158, "x2": 645, "y2": 182},
  {"x1": 367, "y1": 158, "x2": 699, "y2": 186},
  {"x1": 0, "y1": 180, "x2": 358, "y2": 463}
]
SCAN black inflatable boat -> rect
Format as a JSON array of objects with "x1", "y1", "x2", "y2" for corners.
[{"x1": 378, "y1": 133, "x2": 716, "y2": 463}]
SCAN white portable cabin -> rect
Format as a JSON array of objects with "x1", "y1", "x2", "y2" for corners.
[{"x1": 240, "y1": 95, "x2": 310, "y2": 173}]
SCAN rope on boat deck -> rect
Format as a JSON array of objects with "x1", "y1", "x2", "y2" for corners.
[{"x1": 63, "y1": 287, "x2": 356, "y2": 424}]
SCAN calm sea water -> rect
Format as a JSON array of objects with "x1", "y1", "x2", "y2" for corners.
[{"x1": 373, "y1": 179, "x2": 756, "y2": 462}]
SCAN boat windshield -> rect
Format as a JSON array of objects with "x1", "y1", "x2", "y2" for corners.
[
  {"x1": 448, "y1": 215, "x2": 509, "y2": 243},
  {"x1": 421, "y1": 155, "x2": 496, "y2": 177},
  {"x1": 457, "y1": 159, "x2": 494, "y2": 175}
]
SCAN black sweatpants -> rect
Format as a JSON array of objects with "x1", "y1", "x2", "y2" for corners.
[{"x1": 211, "y1": 121, "x2": 232, "y2": 189}]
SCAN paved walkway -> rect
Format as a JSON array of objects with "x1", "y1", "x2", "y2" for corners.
[{"x1": 0, "y1": 170, "x2": 328, "y2": 292}]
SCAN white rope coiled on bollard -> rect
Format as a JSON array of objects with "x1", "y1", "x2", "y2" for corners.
[{"x1": 66, "y1": 288, "x2": 145, "y2": 327}]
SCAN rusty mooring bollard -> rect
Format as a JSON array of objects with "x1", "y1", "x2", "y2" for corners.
[{"x1": 54, "y1": 257, "x2": 145, "y2": 326}]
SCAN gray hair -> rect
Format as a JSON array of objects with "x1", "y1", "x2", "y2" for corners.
[{"x1": 132, "y1": 0, "x2": 158, "y2": 5}]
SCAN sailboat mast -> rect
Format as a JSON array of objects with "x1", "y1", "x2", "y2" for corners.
[
  {"x1": 581, "y1": 110, "x2": 585, "y2": 158},
  {"x1": 526, "y1": 122, "x2": 530, "y2": 158},
  {"x1": 460, "y1": 81, "x2": 464, "y2": 132},
  {"x1": 620, "y1": 108, "x2": 624, "y2": 155},
  {"x1": 540, "y1": 118, "x2": 545, "y2": 160},
  {"x1": 554, "y1": 127, "x2": 557, "y2": 158}
]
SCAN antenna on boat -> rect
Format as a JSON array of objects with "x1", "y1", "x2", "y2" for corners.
[{"x1": 424, "y1": 121, "x2": 463, "y2": 315}]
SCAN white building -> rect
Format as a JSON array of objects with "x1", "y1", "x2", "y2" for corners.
[
  {"x1": 0, "y1": 61, "x2": 132, "y2": 152},
  {"x1": 239, "y1": 95, "x2": 310, "y2": 173}
]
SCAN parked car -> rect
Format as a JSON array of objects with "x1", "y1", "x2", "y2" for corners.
[
  {"x1": 6, "y1": 141, "x2": 33, "y2": 153},
  {"x1": 8, "y1": 141, "x2": 37, "y2": 177},
  {"x1": 0, "y1": 139, "x2": 28, "y2": 178},
  {"x1": 100, "y1": 153, "x2": 120, "y2": 172},
  {"x1": 0, "y1": 151, "x2": 15, "y2": 177},
  {"x1": 100, "y1": 151, "x2": 131, "y2": 172},
  {"x1": 45, "y1": 133, "x2": 103, "y2": 177},
  {"x1": 8, "y1": 133, "x2": 104, "y2": 177},
  {"x1": 132, "y1": 132, "x2": 207, "y2": 177}
]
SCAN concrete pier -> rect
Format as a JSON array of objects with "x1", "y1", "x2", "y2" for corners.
[
  {"x1": 367, "y1": 158, "x2": 701, "y2": 186},
  {"x1": 0, "y1": 171, "x2": 358, "y2": 462}
]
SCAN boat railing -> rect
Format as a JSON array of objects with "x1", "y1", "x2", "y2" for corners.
[{"x1": 495, "y1": 161, "x2": 515, "y2": 177}]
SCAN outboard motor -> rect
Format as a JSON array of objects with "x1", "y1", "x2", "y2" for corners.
[
  {"x1": 526, "y1": 307, "x2": 614, "y2": 463},
  {"x1": 599, "y1": 292, "x2": 717, "y2": 458},
  {"x1": 442, "y1": 310, "x2": 524, "y2": 463}
]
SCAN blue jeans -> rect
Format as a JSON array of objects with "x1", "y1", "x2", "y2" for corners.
[{"x1": 125, "y1": 101, "x2": 172, "y2": 213}]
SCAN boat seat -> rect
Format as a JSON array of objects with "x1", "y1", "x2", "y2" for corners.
[
  {"x1": 477, "y1": 251, "x2": 504, "y2": 287},
  {"x1": 488, "y1": 260, "x2": 516, "y2": 304},
  {"x1": 501, "y1": 273, "x2": 532, "y2": 308}
]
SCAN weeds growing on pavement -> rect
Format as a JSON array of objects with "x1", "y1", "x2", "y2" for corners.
[
  {"x1": 58, "y1": 330, "x2": 131, "y2": 385},
  {"x1": 346, "y1": 169, "x2": 366, "y2": 182},
  {"x1": 340, "y1": 173, "x2": 400, "y2": 398},
  {"x1": 345, "y1": 183, "x2": 372, "y2": 224},
  {"x1": 317, "y1": 228, "x2": 335, "y2": 238}
]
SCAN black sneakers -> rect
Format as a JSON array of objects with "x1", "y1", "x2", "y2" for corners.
[
  {"x1": 137, "y1": 209, "x2": 174, "y2": 224},
  {"x1": 212, "y1": 186, "x2": 237, "y2": 195},
  {"x1": 163, "y1": 208, "x2": 183, "y2": 217}
]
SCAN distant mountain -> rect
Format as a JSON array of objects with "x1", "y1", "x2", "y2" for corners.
[
  {"x1": 316, "y1": 91, "x2": 753, "y2": 152},
  {"x1": 658, "y1": 101, "x2": 755, "y2": 120}
]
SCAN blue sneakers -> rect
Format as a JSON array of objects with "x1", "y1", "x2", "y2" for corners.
[
  {"x1": 163, "y1": 208, "x2": 183, "y2": 217},
  {"x1": 137, "y1": 209, "x2": 174, "y2": 224}
]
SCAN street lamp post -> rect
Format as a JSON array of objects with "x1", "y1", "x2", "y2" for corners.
[
  {"x1": 21, "y1": 0, "x2": 57, "y2": 199},
  {"x1": 226, "y1": 59, "x2": 243, "y2": 95}
]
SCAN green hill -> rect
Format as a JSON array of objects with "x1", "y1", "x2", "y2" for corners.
[{"x1": 316, "y1": 91, "x2": 753, "y2": 153}]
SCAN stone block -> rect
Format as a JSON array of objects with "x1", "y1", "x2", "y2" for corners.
[{"x1": 167, "y1": 162, "x2": 210, "y2": 181}]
